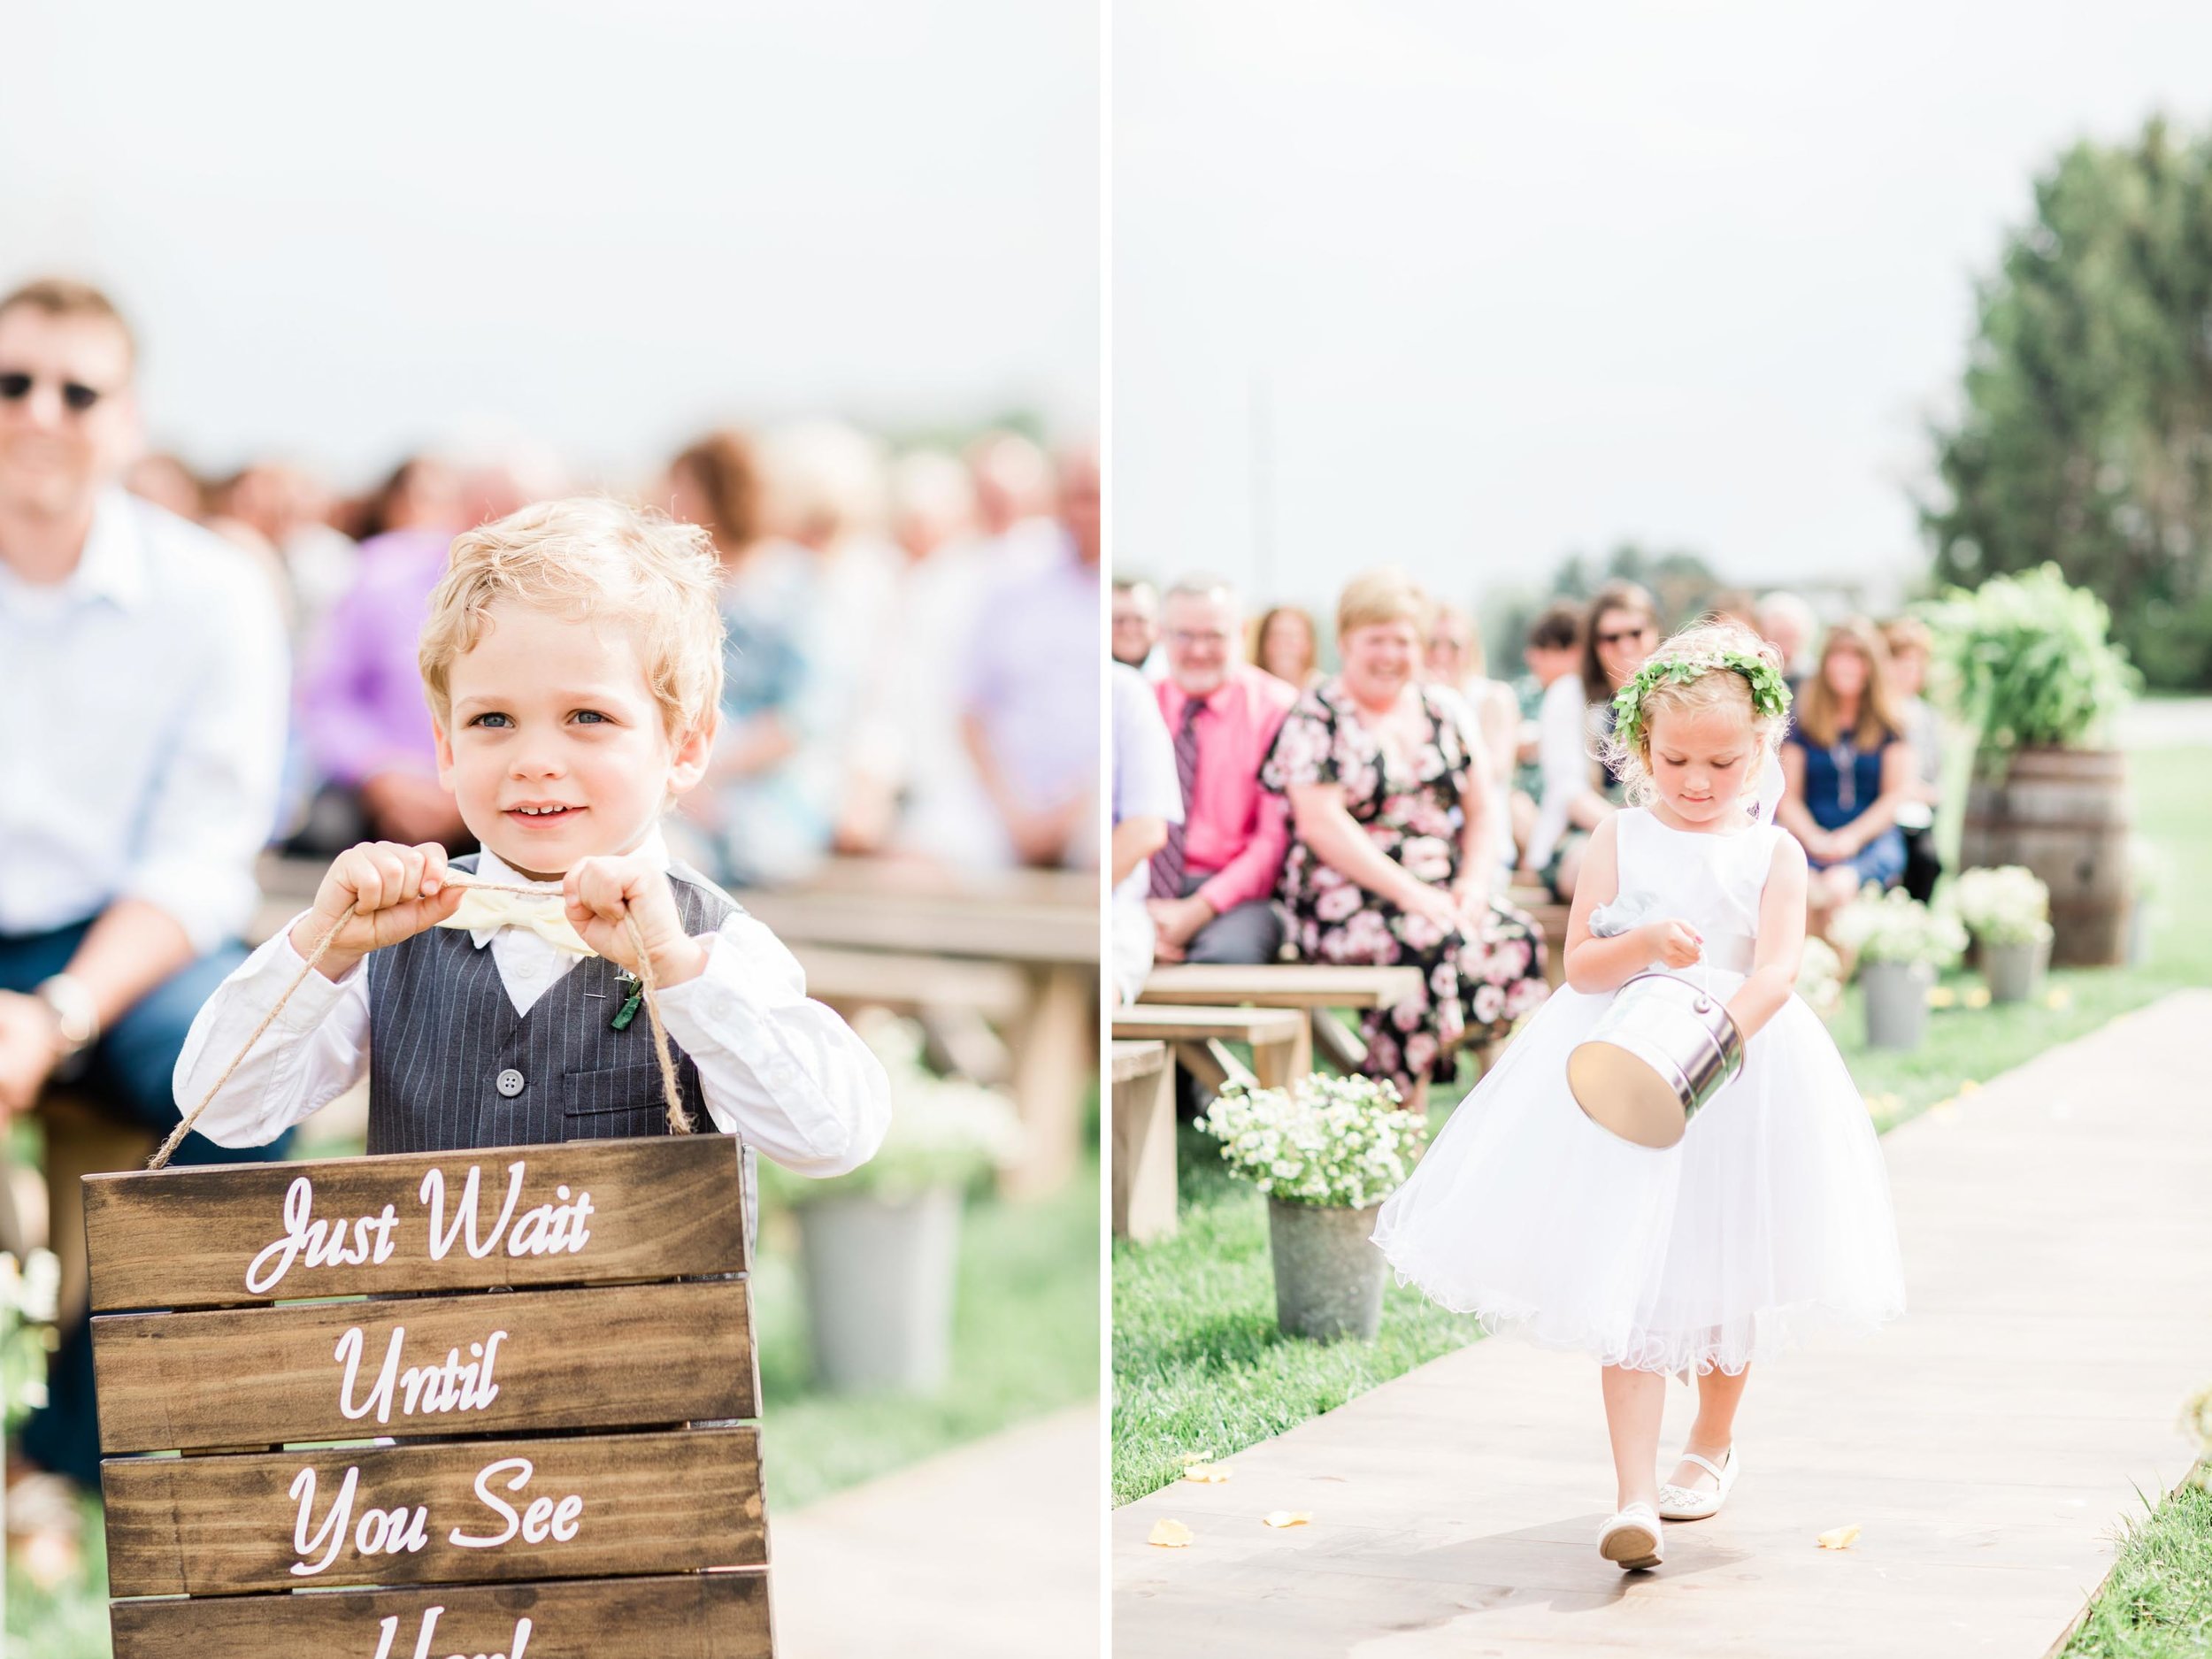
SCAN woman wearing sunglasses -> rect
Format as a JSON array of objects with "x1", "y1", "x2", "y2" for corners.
[{"x1": 1518, "y1": 580, "x2": 1661, "y2": 902}]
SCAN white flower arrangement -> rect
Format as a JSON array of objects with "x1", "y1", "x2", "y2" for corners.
[
  {"x1": 761, "y1": 1010, "x2": 1024, "y2": 1206},
  {"x1": 1, "y1": 1248, "x2": 62, "y2": 1427},
  {"x1": 1794, "y1": 935, "x2": 1845, "y2": 1021},
  {"x1": 1949, "y1": 865, "x2": 2054, "y2": 948},
  {"x1": 1830, "y1": 885, "x2": 1968, "y2": 970},
  {"x1": 1199, "y1": 1072, "x2": 1427, "y2": 1210}
]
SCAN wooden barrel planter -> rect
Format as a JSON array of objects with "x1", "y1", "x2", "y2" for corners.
[{"x1": 1960, "y1": 748, "x2": 2131, "y2": 967}]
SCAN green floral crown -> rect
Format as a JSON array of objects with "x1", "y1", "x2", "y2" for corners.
[{"x1": 1610, "y1": 649, "x2": 1792, "y2": 752}]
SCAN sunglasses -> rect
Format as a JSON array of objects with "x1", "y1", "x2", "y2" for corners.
[
  {"x1": 1597, "y1": 626, "x2": 1653, "y2": 647},
  {"x1": 0, "y1": 371, "x2": 111, "y2": 413}
]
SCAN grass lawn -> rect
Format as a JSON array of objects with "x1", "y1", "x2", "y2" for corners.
[
  {"x1": 1113, "y1": 742, "x2": 2210, "y2": 1507},
  {"x1": 2058, "y1": 1472, "x2": 2212, "y2": 1658},
  {"x1": 4, "y1": 1149, "x2": 1100, "y2": 1655}
]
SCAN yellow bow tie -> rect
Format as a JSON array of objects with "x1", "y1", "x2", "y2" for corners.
[{"x1": 434, "y1": 881, "x2": 596, "y2": 957}]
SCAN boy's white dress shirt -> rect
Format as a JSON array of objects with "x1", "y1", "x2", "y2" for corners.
[{"x1": 173, "y1": 831, "x2": 890, "y2": 1176}]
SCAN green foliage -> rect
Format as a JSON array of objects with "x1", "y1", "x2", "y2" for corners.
[
  {"x1": 1924, "y1": 565, "x2": 2137, "y2": 764},
  {"x1": 1609, "y1": 648, "x2": 1792, "y2": 754},
  {"x1": 1924, "y1": 116, "x2": 2212, "y2": 690}
]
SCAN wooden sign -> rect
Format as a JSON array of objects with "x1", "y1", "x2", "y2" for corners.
[{"x1": 88, "y1": 1135, "x2": 772, "y2": 1658}]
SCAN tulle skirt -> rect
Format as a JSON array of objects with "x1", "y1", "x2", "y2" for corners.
[{"x1": 1371, "y1": 975, "x2": 1906, "y2": 1380}]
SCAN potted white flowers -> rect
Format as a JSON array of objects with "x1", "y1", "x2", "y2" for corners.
[
  {"x1": 761, "y1": 1012, "x2": 1023, "y2": 1394},
  {"x1": 1794, "y1": 936, "x2": 1846, "y2": 1023},
  {"x1": 1198, "y1": 1073, "x2": 1428, "y2": 1341},
  {"x1": 1830, "y1": 887, "x2": 1968, "y2": 1051},
  {"x1": 1951, "y1": 865, "x2": 2055, "y2": 1003}
]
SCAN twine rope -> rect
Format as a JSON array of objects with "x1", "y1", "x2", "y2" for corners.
[{"x1": 150, "y1": 880, "x2": 692, "y2": 1171}]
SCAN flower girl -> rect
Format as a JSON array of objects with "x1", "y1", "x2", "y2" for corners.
[{"x1": 1371, "y1": 620, "x2": 1905, "y2": 1571}]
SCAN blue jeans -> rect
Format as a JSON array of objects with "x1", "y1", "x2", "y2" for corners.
[{"x1": 0, "y1": 920, "x2": 293, "y2": 1486}]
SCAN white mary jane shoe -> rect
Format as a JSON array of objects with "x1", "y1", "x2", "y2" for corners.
[
  {"x1": 1596, "y1": 1501, "x2": 1663, "y2": 1571},
  {"x1": 1655, "y1": 1447, "x2": 1738, "y2": 1521}
]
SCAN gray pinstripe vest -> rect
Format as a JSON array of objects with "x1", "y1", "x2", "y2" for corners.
[{"x1": 364, "y1": 856, "x2": 757, "y2": 1243}]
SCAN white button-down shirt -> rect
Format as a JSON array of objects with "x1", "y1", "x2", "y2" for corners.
[
  {"x1": 0, "y1": 488, "x2": 288, "y2": 951},
  {"x1": 172, "y1": 833, "x2": 892, "y2": 1177}
]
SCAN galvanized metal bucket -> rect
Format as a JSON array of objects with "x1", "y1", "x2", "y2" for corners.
[{"x1": 1567, "y1": 971, "x2": 1745, "y2": 1149}]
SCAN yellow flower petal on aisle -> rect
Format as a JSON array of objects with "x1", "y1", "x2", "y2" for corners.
[
  {"x1": 1816, "y1": 1524, "x2": 1862, "y2": 1550},
  {"x1": 1263, "y1": 1511, "x2": 1314, "y2": 1529},
  {"x1": 1178, "y1": 1450, "x2": 1214, "y2": 1466},
  {"x1": 1958, "y1": 1078, "x2": 1982, "y2": 1095},
  {"x1": 2046, "y1": 987, "x2": 2072, "y2": 1010},
  {"x1": 1148, "y1": 1518, "x2": 1195, "y2": 1548},
  {"x1": 1963, "y1": 986, "x2": 1992, "y2": 1009},
  {"x1": 1182, "y1": 1463, "x2": 1234, "y2": 1483},
  {"x1": 1926, "y1": 986, "x2": 1957, "y2": 1009}
]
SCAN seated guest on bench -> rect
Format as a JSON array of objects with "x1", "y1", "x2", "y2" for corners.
[
  {"x1": 1112, "y1": 663, "x2": 1182, "y2": 1002},
  {"x1": 1261, "y1": 568, "x2": 1549, "y2": 1110},
  {"x1": 1146, "y1": 578, "x2": 1297, "y2": 964},
  {"x1": 0, "y1": 277, "x2": 295, "y2": 1487},
  {"x1": 1777, "y1": 617, "x2": 1916, "y2": 938}
]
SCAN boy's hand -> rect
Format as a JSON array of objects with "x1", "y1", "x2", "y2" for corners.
[
  {"x1": 564, "y1": 854, "x2": 710, "y2": 987},
  {"x1": 1640, "y1": 918, "x2": 1705, "y2": 970},
  {"x1": 294, "y1": 841, "x2": 465, "y2": 979}
]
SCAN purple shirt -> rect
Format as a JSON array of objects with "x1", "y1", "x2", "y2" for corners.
[
  {"x1": 297, "y1": 527, "x2": 454, "y2": 786},
  {"x1": 961, "y1": 532, "x2": 1100, "y2": 810}
]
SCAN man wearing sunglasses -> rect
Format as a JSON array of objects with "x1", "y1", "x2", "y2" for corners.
[{"x1": 0, "y1": 277, "x2": 293, "y2": 1486}]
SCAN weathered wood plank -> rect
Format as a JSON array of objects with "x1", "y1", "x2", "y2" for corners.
[
  {"x1": 1138, "y1": 964, "x2": 1425, "y2": 1009},
  {"x1": 85, "y1": 1135, "x2": 746, "y2": 1310},
  {"x1": 110, "y1": 1571, "x2": 770, "y2": 1659},
  {"x1": 94, "y1": 1279, "x2": 753, "y2": 1454},
  {"x1": 103, "y1": 1427, "x2": 764, "y2": 1598}
]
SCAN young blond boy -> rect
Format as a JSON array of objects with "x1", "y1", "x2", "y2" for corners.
[{"x1": 177, "y1": 497, "x2": 889, "y2": 1197}]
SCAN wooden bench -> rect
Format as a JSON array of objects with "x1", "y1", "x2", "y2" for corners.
[
  {"x1": 740, "y1": 884, "x2": 1099, "y2": 1203},
  {"x1": 1110, "y1": 1041, "x2": 1175, "y2": 1243},
  {"x1": 1109, "y1": 1003, "x2": 1305, "y2": 1095},
  {"x1": 1138, "y1": 964, "x2": 1425, "y2": 1076},
  {"x1": 1507, "y1": 885, "x2": 1572, "y2": 989}
]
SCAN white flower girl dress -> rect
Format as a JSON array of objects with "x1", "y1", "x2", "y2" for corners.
[{"x1": 1371, "y1": 806, "x2": 1906, "y2": 1379}]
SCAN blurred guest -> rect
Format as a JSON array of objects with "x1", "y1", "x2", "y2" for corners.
[
  {"x1": 1880, "y1": 616, "x2": 1945, "y2": 902},
  {"x1": 0, "y1": 277, "x2": 292, "y2": 1486},
  {"x1": 1507, "y1": 600, "x2": 1584, "y2": 864},
  {"x1": 1425, "y1": 599, "x2": 1517, "y2": 876},
  {"x1": 840, "y1": 448, "x2": 998, "y2": 860},
  {"x1": 965, "y1": 428, "x2": 1054, "y2": 539},
  {"x1": 349, "y1": 453, "x2": 465, "y2": 542},
  {"x1": 1251, "y1": 602, "x2": 1319, "y2": 689},
  {"x1": 1261, "y1": 569, "x2": 1548, "y2": 1109},
  {"x1": 1756, "y1": 589, "x2": 1818, "y2": 685},
  {"x1": 665, "y1": 428, "x2": 831, "y2": 887},
  {"x1": 1112, "y1": 662, "x2": 1181, "y2": 1003},
  {"x1": 1707, "y1": 587, "x2": 1760, "y2": 631},
  {"x1": 1112, "y1": 576, "x2": 1161, "y2": 674},
  {"x1": 124, "y1": 450, "x2": 204, "y2": 519},
  {"x1": 961, "y1": 443, "x2": 1101, "y2": 869},
  {"x1": 291, "y1": 455, "x2": 468, "y2": 853},
  {"x1": 215, "y1": 459, "x2": 358, "y2": 638},
  {"x1": 1778, "y1": 618, "x2": 1914, "y2": 935},
  {"x1": 1522, "y1": 580, "x2": 1658, "y2": 901},
  {"x1": 1147, "y1": 578, "x2": 1295, "y2": 964}
]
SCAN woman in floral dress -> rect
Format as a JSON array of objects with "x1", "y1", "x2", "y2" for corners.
[{"x1": 1261, "y1": 569, "x2": 1550, "y2": 1108}]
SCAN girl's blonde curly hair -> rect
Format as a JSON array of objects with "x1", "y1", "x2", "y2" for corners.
[{"x1": 1599, "y1": 618, "x2": 1790, "y2": 810}]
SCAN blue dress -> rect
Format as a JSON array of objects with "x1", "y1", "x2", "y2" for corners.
[{"x1": 1788, "y1": 725, "x2": 1906, "y2": 887}]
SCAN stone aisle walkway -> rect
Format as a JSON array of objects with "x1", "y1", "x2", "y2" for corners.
[
  {"x1": 1113, "y1": 992, "x2": 2212, "y2": 1657},
  {"x1": 773, "y1": 1402, "x2": 1100, "y2": 1657}
]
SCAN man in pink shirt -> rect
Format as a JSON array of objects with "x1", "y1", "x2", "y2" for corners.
[{"x1": 1147, "y1": 578, "x2": 1297, "y2": 963}]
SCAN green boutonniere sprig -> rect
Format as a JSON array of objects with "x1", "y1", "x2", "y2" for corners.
[
  {"x1": 1611, "y1": 649, "x2": 1792, "y2": 753},
  {"x1": 610, "y1": 966, "x2": 645, "y2": 1032}
]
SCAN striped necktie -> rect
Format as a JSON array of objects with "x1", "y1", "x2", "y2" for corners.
[{"x1": 1149, "y1": 695, "x2": 1203, "y2": 899}]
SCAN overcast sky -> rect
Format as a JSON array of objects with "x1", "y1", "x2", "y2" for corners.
[
  {"x1": 5, "y1": 0, "x2": 1097, "y2": 490},
  {"x1": 1115, "y1": 0, "x2": 2212, "y2": 617}
]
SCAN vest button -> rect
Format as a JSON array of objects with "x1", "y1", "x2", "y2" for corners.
[{"x1": 495, "y1": 1068, "x2": 526, "y2": 1098}]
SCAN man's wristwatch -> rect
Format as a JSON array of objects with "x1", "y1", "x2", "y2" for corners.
[{"x1": 34, "y1": 974, "x2": 100, "y2": 1058}]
